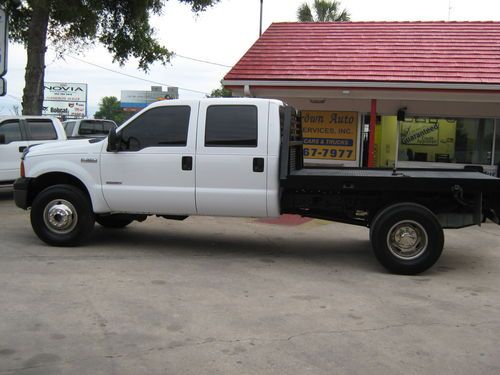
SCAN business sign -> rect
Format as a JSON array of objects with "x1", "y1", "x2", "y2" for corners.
[
  {"x1": 302, "y1": 111, "x2": 358, "y2": 161},
  {"x1": 43, "y1": 82, "x2": 87, "y2": 118},
  {"x1": 400, "y1": 119, "x2": 439, "y2": 146},
  {"x1": 121, "y1": 87, "x2": 178, "y2": 109},
  {"x1": 42, "y1": 101, "x2": 86, "y2": 118}
]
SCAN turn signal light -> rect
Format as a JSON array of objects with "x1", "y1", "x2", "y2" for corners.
[{"x1": 20, "y1": 161, "x2": 25, "y2": 178}]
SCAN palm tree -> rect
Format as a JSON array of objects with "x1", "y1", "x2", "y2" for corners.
[{"x1": 297, "y1": 0, "x2": 350, "y2": 22}]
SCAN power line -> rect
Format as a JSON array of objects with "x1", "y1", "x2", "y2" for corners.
[
  {"x1": 173, "y1": 53, "x2": 232, "y2": 68},
  {"x1": 60, "y1": 53, "x2": 211, "y2": 95}
]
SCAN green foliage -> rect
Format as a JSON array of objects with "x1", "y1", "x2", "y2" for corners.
[
  {"x1": 94, "y1": 96, "x2": 128, "y2": 125},
  {"x1": 1, "y1": 0, "x2": 221, "y2": 70},
  {"x1": 208, "y1": 83, "x2": 232, "y2": 98},
  {"x1": 297, "y1": 0, "x2": 350, "y2": 22}
]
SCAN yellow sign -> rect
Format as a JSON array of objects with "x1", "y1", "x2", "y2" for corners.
[
  {"x1": 301, "y1": 111, "x2": 358, "y2": 160},
  {"x1": 400, "y1": 119, "x2": 439, "y2": 146}
]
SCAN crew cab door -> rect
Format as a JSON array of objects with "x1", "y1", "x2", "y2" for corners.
[
  {"x1": 195, "y1": 101, "x2": 269, "y2": 217},
  {"x1": 100, "y1": 103, "x2": 198, "y2": 214},
  {"x1": 0, "y1": 119, "x2": 28, "y2": 182}
]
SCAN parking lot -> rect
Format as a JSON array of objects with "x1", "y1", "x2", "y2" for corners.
[{"x1": 0, "y1": 188, "x2": 499, "y2": 375}]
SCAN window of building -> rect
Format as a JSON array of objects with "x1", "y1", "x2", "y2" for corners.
[
  {"x1": 0, "y1": 120, "x2": 22, "y2": 143},
  {"x1": 205, "y1": 105, "x2": 257, "y2": 147},
  {"x1": 119, "y1": 106, "x2": 191, "y2": 151},
  {"x1": 27, "y1": 119, "x2": 57, "y2": 140},
  {"x1": 375, "y1": 116, "x2": 496, "y2": 167}
]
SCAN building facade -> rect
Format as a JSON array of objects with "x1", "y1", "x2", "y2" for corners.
[{"x1": 223, "y1": 22, "x2": 500, "y2": 175}]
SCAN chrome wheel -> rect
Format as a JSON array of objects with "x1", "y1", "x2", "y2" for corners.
[
  {"x1": 43, "y1": 199, "x2": 78, "y2": 234},
  {"x1": 386, "y1": 220, "x2": 428, "y2": 260}
]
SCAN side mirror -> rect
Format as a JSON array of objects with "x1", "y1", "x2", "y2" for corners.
[
  {"x1": 107, "y1": 127, "x2": 121, "y2": 152},
  {"x1": 0, "y1": 134, "x2": 5, "y2": 144}
]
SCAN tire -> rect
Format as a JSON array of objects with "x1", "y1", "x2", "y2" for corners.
[
  {"x1": 95, "y1": 214, "x2": 134, "y2": 228},
  {"x1": 370, "y1": 203, "x2": 444, "y2": 275},
  {"x1": 30, "y1": 184, "x2": 95, "y2": 246}
]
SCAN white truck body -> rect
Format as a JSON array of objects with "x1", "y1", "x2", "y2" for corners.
[
  {"x1": 14, "y1": 98, "x2": 500, "y2": 274},
  {"x1": 0, "y1": 116, "x2": 66, "y2": 184},
  {"x1": 22, "y1": 98, "x2": 283, "y2": 217}
]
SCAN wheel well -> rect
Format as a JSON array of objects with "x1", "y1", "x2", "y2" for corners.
[{"x1": 28, "y1": 172, "x2": 91, "y2": 208}]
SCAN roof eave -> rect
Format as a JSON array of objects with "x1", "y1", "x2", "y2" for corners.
[{"x1": 221, "y1": 80, "x2": 500, "y2": 92}]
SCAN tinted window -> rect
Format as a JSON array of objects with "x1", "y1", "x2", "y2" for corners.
[
  {"x1": 64, "y1": 121, "x2": 76, "y2": 136},
  {"x1": 0, "y1": 120, "x2": 22, "y2": 143},
  {"x1": 205, "y1": 105, "x2": 257, "y2": 147},
  {"x1": 27, "y1": 120, "x2": 57, "y2": 140},
  {"x1": 120, "y1": 106, "x2": 191, "y2": 151},
  {"x1": 79, "y1": 120, "x2": 102, "y2": 135},
  {"x1": 102, "y1": 121, "x2": 116, "y2": 133}
]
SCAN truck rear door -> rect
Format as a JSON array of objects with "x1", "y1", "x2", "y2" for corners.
[{"x1": 195, "y1": 100, "x2": 269, "y2": 217}]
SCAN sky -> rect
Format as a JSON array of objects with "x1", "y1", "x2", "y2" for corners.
[{"x1": 1, "y1": 0, "x2": 500, "y2": 116}]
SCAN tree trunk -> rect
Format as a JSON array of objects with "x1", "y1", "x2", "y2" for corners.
[{"x1": 22, "y1": 1, "x2": 50, "y2": 115}]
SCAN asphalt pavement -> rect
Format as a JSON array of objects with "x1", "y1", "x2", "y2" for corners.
[{"x1": 1, "y1": 188, "x2": 499, "y2": 375}]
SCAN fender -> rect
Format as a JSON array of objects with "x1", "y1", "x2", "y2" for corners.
[{"x1": 26, "y1": 156, "x2": 111, "y2": 213}]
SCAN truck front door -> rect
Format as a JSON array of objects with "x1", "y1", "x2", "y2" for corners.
[
  {"x1": 195, "y1": 101, "x2": 269, "y2": 217},
  {"x1": 100, "y1": 103, "x2": 198, "y2": 214}
]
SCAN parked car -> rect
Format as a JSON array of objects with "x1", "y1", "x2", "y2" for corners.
[
  {"x1": 0, "y1": 116, "x2": 66, "y2": 185},
  {"x1": 63, "y1": 119, "x2": 117, "y2": 139}
]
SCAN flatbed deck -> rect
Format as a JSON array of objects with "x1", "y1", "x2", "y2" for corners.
[{"x1": 283, "y1": 168, "x2": 500, "y2": 193}]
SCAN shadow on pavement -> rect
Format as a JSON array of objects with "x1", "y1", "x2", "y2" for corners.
[
  {"x1": 0, "y1": 188, "x2": 13, "y2": 201},
  {"x1": 86, "y1": 224, "x2": 378, "y2": 271}
]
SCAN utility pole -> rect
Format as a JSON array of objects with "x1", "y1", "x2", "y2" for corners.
[
  {"x1": 259, "y1": 0, "x2": 263, "y2": 36},
  {"x1": 448, "y1": 0, "x2": 452, "y2": 21}
]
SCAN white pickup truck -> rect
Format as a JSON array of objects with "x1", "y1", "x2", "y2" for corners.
[
  {"x1": 13, "y1": 98, "x2": 500, "y2": 274},
  {"x1": 0, "y1": 116, "x2": 66, "y2": 185}
]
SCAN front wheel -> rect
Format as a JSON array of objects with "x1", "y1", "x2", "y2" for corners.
[
  {"x1": 31, "y1": 184, "x2": 95, "y2": 246},
  {"x1": 370, "y1": 203, "x2": 444, "y2": 275}
]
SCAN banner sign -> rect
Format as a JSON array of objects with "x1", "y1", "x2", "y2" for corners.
[
  {"x1": 121, "y1": 87, "x2": 178, "y2": 109},
  {"x1": 43, "y1": 82, "x2": 87, "y2": 118},
  {"x1": 301, "y1": 111, "x2": 358, "y2": 161},
  {"x1": 400, "y1": 119, "x2": 439, "y2": 146},
  {"x1": 42, "y1": 101, "x2": 86, "y2": 118}
]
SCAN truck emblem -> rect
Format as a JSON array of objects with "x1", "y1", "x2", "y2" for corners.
[{"x1": 80, "y1": 157, "x2": 98, "y2": 163}]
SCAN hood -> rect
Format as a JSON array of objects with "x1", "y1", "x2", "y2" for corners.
[{"x1": 26, "y1": 138, "x2": 105, "y2": 158}]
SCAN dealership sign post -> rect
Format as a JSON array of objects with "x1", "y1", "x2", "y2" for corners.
[
  {"x1": 42, "y1": 82, "x2": 88, "y2": 119},
  {"x1": 0, "y1": 7, "x2": 8, "y2": 96}
]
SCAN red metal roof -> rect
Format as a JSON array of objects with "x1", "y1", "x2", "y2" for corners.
[{"x1": 224, "y1": 22, "x2": 500, "y2": 85}]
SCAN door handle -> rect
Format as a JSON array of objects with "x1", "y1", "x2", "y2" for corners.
[
  {"x1": 253, "y1": 157, "x2": 265, "y2": 173},
  {"x1": 182, "y1": 156, "x2": 193, "y2": 171},
  {"x1": 19, "y1": 146, "x2": 27, "y2": 153}
]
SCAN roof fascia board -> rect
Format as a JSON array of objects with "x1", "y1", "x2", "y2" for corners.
[{"x1": 222, "y1": 80, "x2": 500, "y2": 92}]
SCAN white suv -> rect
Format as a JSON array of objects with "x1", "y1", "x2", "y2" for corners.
[{"x1": 0, "y1": 116, "x2": 66, "y2": 185}]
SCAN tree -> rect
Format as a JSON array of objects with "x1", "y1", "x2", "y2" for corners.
[
  {"x1": 208, "y1": 82, "x2": 232, "y2": 98},
  {"x1": 297, "y1": 0, "x2": 350, "y2": 22},
  {"x1": 1, "y1": 0, "x2": 220, "y2": 115},
  {"x1": 94, "y1": 96, "x2": 128, "y2": 125}
]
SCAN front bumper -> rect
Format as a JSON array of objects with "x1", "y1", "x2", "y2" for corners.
[{"x1": 13, "y1": 177, "x2": 33, "y2": 210}]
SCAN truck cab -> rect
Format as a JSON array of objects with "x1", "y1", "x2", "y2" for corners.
[{"x1": 101, "y1": 98, "x2": 282, "y2": 217}]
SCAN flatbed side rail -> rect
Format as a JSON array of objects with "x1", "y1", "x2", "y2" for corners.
[{"x1": 280, "y1": 106, "x2": 304, "y2": 180}]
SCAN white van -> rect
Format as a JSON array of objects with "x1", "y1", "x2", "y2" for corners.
[{"x1": 0, "y1": 116, "x2": 66, "y2": 185}]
